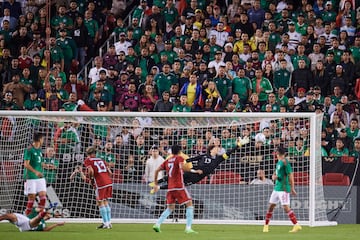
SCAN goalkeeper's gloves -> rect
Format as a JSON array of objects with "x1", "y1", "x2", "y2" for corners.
[{"x1": 237, "y1": 136, "x2": 250, "y2": 147}]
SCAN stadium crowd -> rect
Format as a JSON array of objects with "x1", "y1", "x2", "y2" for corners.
[{"x1": 0, "y1": 0, "x2": 360, "y2": 181}]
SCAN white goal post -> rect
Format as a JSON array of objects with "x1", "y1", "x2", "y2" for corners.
[{"x1": 0, "y1": 111, "x2": 336, "y2": 226}]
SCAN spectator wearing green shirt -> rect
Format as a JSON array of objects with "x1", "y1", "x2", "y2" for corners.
[
  {"x1": 172, "y1": 94, "x2": 191, "y2": 112},
  {"x1": 55, "y1": 122, "x2": 80, "y2": 155},
  {"x1": 24, "y1": 89, "x2": 42, "y2": 110},
  {"x1": 56, "y1": 29, "x2": 77, "y2": 74},
  {"x1": 42, "y1": 147, "x2": 59, "y2": 185},
  {"x1": 84, "y1": 10, "x2": 99, "y2": 59},
  {"x1": 132, "y1": 0, "x2": 150, "y2": 28},
  {"x1": 232, "y1": 67, "x2": 252, "y2": 105},
  {"x1": 349, "y1": 138, "x2": 360, "y2": 159},
  {"x1": 273, "y1": 59, "x2": 291, "y2": 93},
  {"x1": 155, "y1": 63, "x2": 178, "y2": 96},
  {"x1": 349, "y1": 36, "x2": 360, "y2": 63},
  {"x1": 213, "y1": 66, "x2": 232, "y2": 104},
  {"x1": 321, "y1": 2, "x2": 337, "y2": 23},
  {"x1": 97, "y1": 141, "x2": 116, "y2": 169},
  {"x1": 329, "y1": 138, "x2": 349, "y2": 157},
  {"x1": 53, "y1": 77, "x2": 69, "y2": 103},
  {"x1": 45, "y1": 37, "x2": 64, "y2": 72},
  {"x1": 251, "y1": 68, "x2": 273, "y2": 105},
  {"x1": 51, "y1": 5, "x2": 74, "y2": 32},
  {"x1": 162, "y1": 0, "x2": 179, "y2": 29}
]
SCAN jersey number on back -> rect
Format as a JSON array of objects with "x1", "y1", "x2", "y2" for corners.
[
  {"x1": 168, "y1": 162, "x2": 174, "y2": 177},
  {"x1": 94, "y1": 161, "x2": 107, "y2": 173}
]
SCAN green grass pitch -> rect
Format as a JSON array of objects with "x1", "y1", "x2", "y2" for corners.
[{"x1": 0, "y1": 223, "x2": 359, "y2": 240}]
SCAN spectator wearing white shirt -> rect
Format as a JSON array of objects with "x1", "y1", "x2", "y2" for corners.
[
  {"x1": 88, "y1": 56, "x2": 108, "y2": 85},
  {"x1": 114, "y1": 32, "x2": 132, "y2": 56},
  {"x1": 144, "y1": 146, "x2": 165, "y2": 183},
  {"x1": 208, "y1": 51, "x2": 226, "y2": 74},
  {"x1": 250, "y1": 169, "x2": 273, "y2": 185},
  {"x1": 287, "y1": 21, "x2": 301, "y2": 49},
  {"x1": 209, "y1": 22, "x2": 229, "y2": 48}
]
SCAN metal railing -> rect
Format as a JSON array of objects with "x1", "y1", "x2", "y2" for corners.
[{"x1": 77, "y1": 5, "x2": 137, "y2": 85}]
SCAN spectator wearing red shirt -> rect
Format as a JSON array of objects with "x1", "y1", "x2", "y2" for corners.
[{"x1": 64, "y1": 73, "x2": 89, "y2": 100}]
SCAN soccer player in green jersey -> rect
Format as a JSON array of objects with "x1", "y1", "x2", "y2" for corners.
[
  {"x1": 24, "y1": 132, "x2": 46, "y2": 216},
  {"x1": 263, "y1": 146, "x2": 302, "y2": 233}
]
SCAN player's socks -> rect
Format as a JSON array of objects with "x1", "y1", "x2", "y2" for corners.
[
  {"x1": 38, "y1": 210, "x2": 47, "y2": 218},
  {"x1": 287, "y1": 210, "x2": 297, "y2": 225},
  {"x1": 265, "y1": 211, "x2": 273, "y2": 225},
  {"x1": 156, "y1": 208, "x2": 172, "y2": 225},
  {"x1": 105, "y1": 205, "x2": 111, "y2": 225},
  {"x1": 263, "y1": 225, "x2": 269, "y2": 233},
  {"x1": 99, "y1": 206, "x2": 108, "y2": 225},
  {"x1": 185, "y1": 206, "x2": 194, "y2": 230},
  {"x1": 25, "y1": 200, "x2": 34, "y2": 215},
  {"x1": 38, "y1": 195, "x2": 46, "y2": 209}
]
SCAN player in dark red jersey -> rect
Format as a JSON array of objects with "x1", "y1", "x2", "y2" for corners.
[
  {"x1": 152, "y1": 145, "x2": 200, "y2": 234},
  {"x1": 84, "y1": 146, "x2": 113, "y2": 229}
]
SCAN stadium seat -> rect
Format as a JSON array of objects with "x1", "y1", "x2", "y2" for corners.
[
  {"x1": 210, "y1": 171, "x2": 242, "y2": 184},
  {"x1": 293, "y1": 172, "x2": 309, "y2": 185},
  {"x1": 112, "y1": 169, "x2": 123, "y2": 183},
  {"x1": 322, "y1": 173, "x2": 350, "y2": 186}
]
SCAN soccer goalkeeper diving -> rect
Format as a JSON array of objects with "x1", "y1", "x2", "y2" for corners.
[{"x1": 150, "y1": 136, "x2": 250, "y2": 193}]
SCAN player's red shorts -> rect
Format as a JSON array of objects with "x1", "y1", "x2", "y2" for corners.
[
  {"x1": 166, "y1": 188, "x2": 192, "y2": 205},
  {"x1": 96, "y1": 185, "x2": 112, "y2": 201}
]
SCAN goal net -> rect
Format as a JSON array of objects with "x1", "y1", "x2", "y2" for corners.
[{"x1": 0, "y1": 111, "x2": 335, "y2": 226}]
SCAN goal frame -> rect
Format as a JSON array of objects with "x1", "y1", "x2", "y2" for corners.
[{"x1": 0, "y1": 111, "x2": 337, "y2": 227}]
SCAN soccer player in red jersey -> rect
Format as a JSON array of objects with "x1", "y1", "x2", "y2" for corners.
[
  {"x1": 152, "y1": 145, "x2": 200, "y2": 234},
  {"x1": 84, "y1": 146, "x2": 113, "y2": 229}
]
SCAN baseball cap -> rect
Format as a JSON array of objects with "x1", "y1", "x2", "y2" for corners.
[
  {"x1": 297, "y1": 87, "x2": 306, "y2": 93},
  {"x1": 288, "y1": 21, "x2": 295, "y2": 25},
  {"x1": 215, "y1": 50, "x2": 222, "y2": 55},
  {"x1": 97, "y1": 101, "x2": 106, "y2": 107},
  {"x1": 313, "y1": 85, "x2": 321, "y2": 90},
  {"x1": 224, "y1": 43, "x2": 233, "y2": 48},
  {"x1": 119, "y1": 32, "x2": 126, "y2": 36},
  {"x1": 99, "y1": 69, "x2": 106, "y2": 74},
  {"x1": 326, "y1": 1, "x2": 332, "y2": 5},
  {"x1": 30, "y1": 89, "x2": 37, "y2": 94}
]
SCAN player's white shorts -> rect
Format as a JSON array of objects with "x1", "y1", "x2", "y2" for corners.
[
  {"x1": 269, "y1": 190, "x2": 290, "y2": 206},
  {"x1": 24, "y1": 178, "x2": 46, "y2": 195},
  {"x1": 13, "y1": 213, "x2": 32, "y2": 232}
]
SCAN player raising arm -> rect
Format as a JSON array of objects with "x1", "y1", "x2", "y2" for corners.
[
  {"x1": 84, "y1": 146, "x2": 113, "y2": 229},
  {"x1": 0, "y1": 209, "x2": 65, "y2": 232},
  {"x1": 152, "y1": 145, "x2": 198, "y2": 234},
  {"x1": 150, "y1": 136, "x2": 249, "y2": 192},
  {"x1": 263, "y1": 146, "x2": 302, "y2": 233},
  {"x1": 23, "y1": 132, "x2": 47, "y2": 215}
]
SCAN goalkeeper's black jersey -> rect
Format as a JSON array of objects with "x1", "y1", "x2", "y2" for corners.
[
  {"x1": 183, "y1": 154, "x2": 227, "y2": 185},
  {"x1": 190, "y1": 154, "x2": 225, "y2": 175}
]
